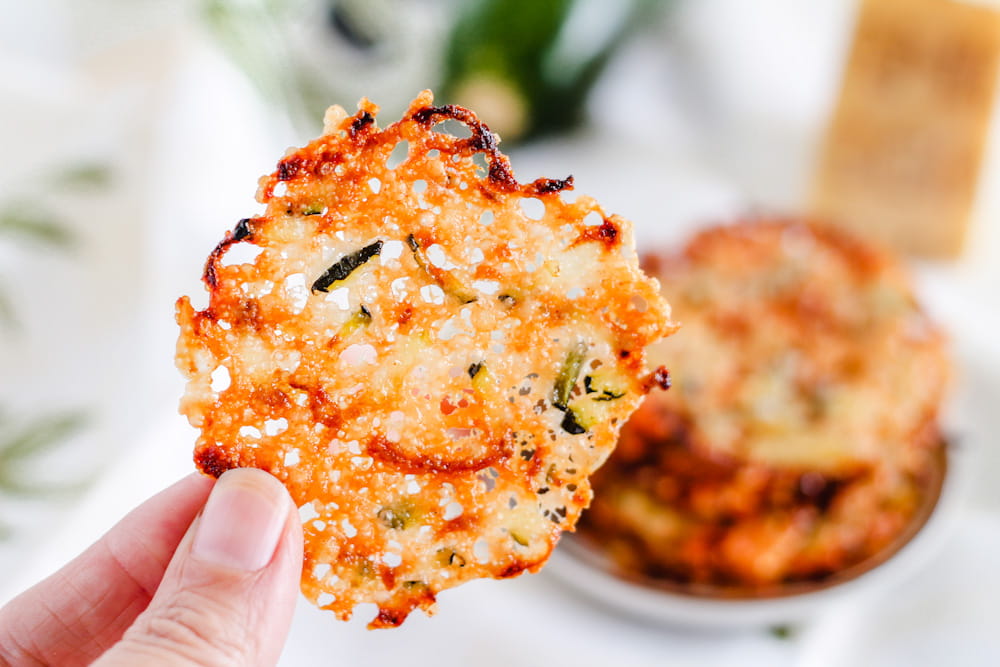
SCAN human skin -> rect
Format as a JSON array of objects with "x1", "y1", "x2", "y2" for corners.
[{"x1": 0, "y1": 468, "x2": 303, "y2": 666}]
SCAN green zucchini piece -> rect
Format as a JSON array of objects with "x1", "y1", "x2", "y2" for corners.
[
  {"x1": 337, "y1": 305, "x2": 372, "y2": 340},
  {"x1": 551, "y1": 340, "x2": 588, "y2": 411},
  {"x1": 406, "y1": 234, "x2": 478, "y2": 303},
  {"x1": 311, "y1": 240, "x2": 383, "y2": 293},
  {"x1": 560, "y1": 409, "x2": 586, "y2": 435},
  {"x1": 377, "y1": 499, "x2": 419, "y2": 530}
]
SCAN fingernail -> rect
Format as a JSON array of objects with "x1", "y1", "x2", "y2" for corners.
[{"x1": 191, "y1": 469, "x2": 289, "y2": 572}]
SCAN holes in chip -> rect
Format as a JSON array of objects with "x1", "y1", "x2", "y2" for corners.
[
  {"x1": 299, "y1": 502, "x2": 319, "y2": 522},
  {"x1": 210, "y1": 365, "x2": 231, "y2": 392},
  {"x1": 520, "y1": 197, "x2": 545, "y2": 220},
  {"x1": 431, "y1": 118, "x2": 472, "y2": 139},
  {"x1": 473, "y1": 538, "x2": 491, "y2": 563},
  {"x1": 386, "y1": 140, "x2": 409, "y2": 169},
  {"x1": 265, "y1": 417, "x2": 289, "y2": 435},
  {"x1": 380, "y1": 239, "x2": 405, "y2": 262},
  {"x1": 471, "y1": 152, "x2": 488, "y2": 177},
  {"x1": 443, "y1": 501, "x2": 464, "y2": 520},
  {"x1": 472, "y1": 280, "x2": 499, "y2": 295},
  {"x1": 420, "y1": 284, "x2": 445, "y2": 305},
  {"x1": 325, "y1": 286, "x2": 351, "y2": 310},
  {"x1": 284, "y1": 273, "x2": 309, "y2": 312},
  {"x1": 220, "y1": 243, "x2": 263, "y2": 267},
  {"x1": 340, "y1": 343, "x2": 378, "y2": 365}
]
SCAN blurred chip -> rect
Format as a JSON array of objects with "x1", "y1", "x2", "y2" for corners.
[{"x1": 580, "y1": 220, "x2": 948, "y2": 589}]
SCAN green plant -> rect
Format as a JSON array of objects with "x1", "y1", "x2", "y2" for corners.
[
  {"x1": 441, "y1": 0, "x2": 663, "y2": 141},
  {"x1": 0, "y1": 161, "x2": 108, "y2": 532}
]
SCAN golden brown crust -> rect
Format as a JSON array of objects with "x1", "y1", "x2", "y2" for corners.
[
  {"x1": 176, "y1": 91, "x2": 676, "y2": 627},
  {"x1": 579, "y1": 219, "x2": 948, "y2": 590}
]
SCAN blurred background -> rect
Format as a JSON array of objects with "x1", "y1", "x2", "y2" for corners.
[{"x1": 1, "y1": 0, "x2": 999, "y2": 665}]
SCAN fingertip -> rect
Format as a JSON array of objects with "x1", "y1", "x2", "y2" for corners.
[{"x1": 191, "y1": 469, "x2": 295, "y2": 572}]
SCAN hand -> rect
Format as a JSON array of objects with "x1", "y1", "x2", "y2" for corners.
[{"x1": 0, "y1": 468, "x2": 303, "y2": 666}]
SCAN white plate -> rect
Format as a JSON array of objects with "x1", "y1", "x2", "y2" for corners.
[{"x1": 546, "y1": 267, "x2": 990, "y2": 630}]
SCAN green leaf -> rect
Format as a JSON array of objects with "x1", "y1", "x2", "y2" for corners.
[
  {"x1": 0, "y1": 287, "x2": 18, "y2": 330},
  {"x1": 441, "y1": 0, "x2": 664, "y2": 141},
  {"x1": 0, "y1": 204, "x2": 75, "y2": 248},
  {"x1": 0, "y1": 412, "x2": 88, "y2": 465},
  {"x1": 52, "y1": 162, "x2": 113, "y2": 189},
  {"x1": 0, "y1": 411, "x2": 90, "y2": 498}
]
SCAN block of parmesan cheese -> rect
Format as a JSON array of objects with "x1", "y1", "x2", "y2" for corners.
[{"x1": 811, "y1": 0, "x2": 1000, "y2": 258}]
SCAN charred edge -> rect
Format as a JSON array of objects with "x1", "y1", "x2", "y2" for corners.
[
  {"x1": 465, "y1": 126, "x2": 498, "y2": 153},
  {"x1": 412, "y1": 103, "x2": 479, "y2": 128},
  {"x1": 191, "y1": 310, "x2": 217, "y2": 337},
  {"x1": 653, "y1": 366, "x2": 672, "y2": 390},
  {"x1": 468, "y1": 362, "x2": 484, "y2": 379},
  {"x1": 575, "y1": 218, "x2": 620, "y2": 249},
  {"x1": 350, "y1": 110, "x2": 375, "y2": 136},
  {"x1": 372, "y1": 607, "x2": 407, "y2": 629},
  {"x1": 232, "y1": 218, "x2": 253, "y2": 241},
  {"x1": 598, "y1": 219, "x2": 619, "y2": 244},
  {"x1": 203, "y1": 241, "x2": 229, "y2": 288},
  {"x1": 529, "y1": 175, "x2": 574, "y2": 195},
  {"x1": 640, "y1": 366, "x2": 671, "y2": 393},
  {"x1": 487, "y1": 161, "x2": 518, "y2": 190},
  {"x1": 203, "y1": 251, "x2": 220, "y2": 288},
  {"x1": 203, "y1": 217, "x2": 259, "y2": 287},
  {"x1": 369, "y1": 586, "x2": 437, "y2": 630},
  {"x1": 411, "y1": 104, "x2": 518, "y2": 190},
  {"x1": 195, "y1": 445, "x2": 236, "y2": 478},
  {"x1": 277, "y1": 157, "x2": 302, "y2": 181},
  {"x1": 497, "y1": 562, "x2": 529, "y2": 579}
]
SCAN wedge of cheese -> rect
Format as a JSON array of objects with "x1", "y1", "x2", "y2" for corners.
[{"x1": 812, "y1": 0, "x2": 1000, "y2": 258}]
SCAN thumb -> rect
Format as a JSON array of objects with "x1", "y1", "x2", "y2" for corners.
[{"x1": 95, "y1": 468, "x2": 303, "y2": 667}]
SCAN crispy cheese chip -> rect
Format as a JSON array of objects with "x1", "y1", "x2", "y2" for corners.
[{"x1": 176, "y1": 91, "x2": 676, "y2": 627}]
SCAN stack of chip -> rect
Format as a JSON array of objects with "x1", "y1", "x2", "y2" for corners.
[{"x1": 579, "y1": 220, "x2": 950, "y2": 591}]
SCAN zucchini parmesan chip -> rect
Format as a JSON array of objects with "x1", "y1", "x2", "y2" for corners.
[{"x1": 175, "y1": 91, "x2": 676, "y2": 628}]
